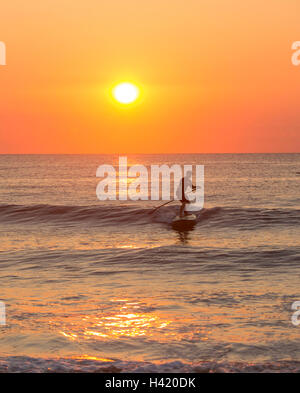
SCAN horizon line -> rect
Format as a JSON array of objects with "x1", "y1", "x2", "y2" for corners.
[{"x1": 0, "y1": 152, "x2": 299, "y2": 155}]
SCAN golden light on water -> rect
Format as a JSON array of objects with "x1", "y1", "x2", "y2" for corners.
[
  {"x1": 71, "y1": 355, "x2": 114, "y2": 362},
  {"x1": 58, "y1": 300, "x2": 172, "y2": 343}
]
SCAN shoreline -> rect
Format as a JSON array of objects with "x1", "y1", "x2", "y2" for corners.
[{"x1": 1, "y1": 355, "x2": 300, "y2": 373}]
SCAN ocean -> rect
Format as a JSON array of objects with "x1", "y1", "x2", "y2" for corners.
[{"x1": 0, "y1": 153, "x2": 300, "y2": 373}]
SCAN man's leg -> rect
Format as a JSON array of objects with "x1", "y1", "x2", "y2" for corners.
[{"x1": 180, "y1": 202, "x2": 186, "y2": 217}]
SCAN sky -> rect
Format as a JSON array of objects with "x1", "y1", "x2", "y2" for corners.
[{"x1": 0, "y1": 0, "x2": 300, "y2": 153}]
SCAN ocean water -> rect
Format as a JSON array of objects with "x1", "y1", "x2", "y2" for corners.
[{"x1": 0, "y1": 154, "x2": 300, "y2": 373}]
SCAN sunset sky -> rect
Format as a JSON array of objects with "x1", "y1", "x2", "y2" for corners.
[{"x1": 0, "y1": 0, "x2": 300, "y2": 153}]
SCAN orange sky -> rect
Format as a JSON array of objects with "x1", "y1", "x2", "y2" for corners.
[{"x1": 0, "y1": 0, "x2": 299, "y2": 153}]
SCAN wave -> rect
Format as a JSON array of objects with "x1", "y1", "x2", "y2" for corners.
[
  {"x1": 0, "y1": 203, "x2": 299, "y2": 229},
  {"x1": 1, "y1": 355, "x2": 300, "y2": 373},
  {"x1": 2, "y1": 245, "x2": 298, "y2": 273}
]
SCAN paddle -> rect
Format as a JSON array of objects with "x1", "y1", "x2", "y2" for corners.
[
  {"x1": 148, "y1": 199, "x2": 175, "y2": 215},
  {"x1": 149, "y1": 187, "x2": 200, "y2": 215}
]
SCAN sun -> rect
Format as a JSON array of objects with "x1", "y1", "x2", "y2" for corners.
[{"x1": 113, "y1": 82, "x2": 139, "y2": 104}]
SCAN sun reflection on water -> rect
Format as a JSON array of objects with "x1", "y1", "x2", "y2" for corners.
[
  {"x1": 72, "y1": 355, "x2": 113, "y2": 362},
  {"x1": 58, "y1": 299, "x2": 171, "y2": 342}
]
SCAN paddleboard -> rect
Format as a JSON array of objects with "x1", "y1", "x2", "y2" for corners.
[{"x1": 171, "y1": 214, "x2": 197, "y2": 229}]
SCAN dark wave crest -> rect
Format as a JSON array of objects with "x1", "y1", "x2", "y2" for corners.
[{"x1": 0, "y1": 203, "x2": 299, "y2": 229}]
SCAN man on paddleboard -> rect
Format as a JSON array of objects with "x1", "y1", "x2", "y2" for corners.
[{"x1": 177, "y1": 171, "x2": 197, "y2": 218}]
